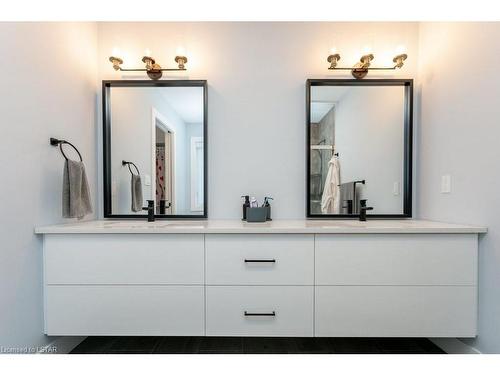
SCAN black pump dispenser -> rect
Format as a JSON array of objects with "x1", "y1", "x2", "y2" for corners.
[
  {"x1": 241, "y1": 195, "x2": 250, "y2": 220},
  {"x1": 263, "y1": 197, "x2": 274, "y2": 221}
]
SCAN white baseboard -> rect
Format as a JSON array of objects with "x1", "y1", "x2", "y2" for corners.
[
  {"x1": 430, "y1": 338, "x2": 481, "y2": 354},
  {"x1": 37, "y1": 336, "x2": 87, "y2": 354}
]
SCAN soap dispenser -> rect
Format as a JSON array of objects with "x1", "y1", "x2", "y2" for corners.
[
  {"x1": 241, "y1": 195, "x2": 250, "y2": 220},
  {"x1": 263, "y1": 197, "x2": 273, "y2": 221}
]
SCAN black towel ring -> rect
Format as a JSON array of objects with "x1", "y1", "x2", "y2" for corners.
[
  {"x1": 122, "y1": 160, "x2": 140, "y2": 175},
  {"x1": 50, "y1": 137, "x2": 83, "y2": 162}
]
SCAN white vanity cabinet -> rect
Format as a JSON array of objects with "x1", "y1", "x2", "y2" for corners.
[
  {"x1": 36, "y1": 220, "x2": 485, "y2": 338},
  {"x1": 43, "y1": 234, "x2": 205, "y2": 336},
  {"x1": 205, "y1": 234, "x2": 314, "y2": 336},
  {"x1": 205, "y1": 234, "x2": 314, "y2": 285},
  {"x1": 314, "y1": 234, "x2": 478, "y2": 337}
]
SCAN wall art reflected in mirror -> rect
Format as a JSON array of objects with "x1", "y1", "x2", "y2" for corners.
[
  {"x1": 306, "y1": 79, "x2": 413, "y2": 218},
  {"x1": 103, "y1": 80, "x2": 207, "y2": 218}
]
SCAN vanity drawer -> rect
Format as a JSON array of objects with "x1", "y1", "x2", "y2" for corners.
[
  {"x1": 206, "y1": 286, "x2": 313, "y2": 336},
  {"x1": 205, "y1": 234, "x2": 314, "y2": 285},
  {"x1": 44, "y1": 234, "x2": 204, "y2": 284},
  {"x1": 315, "y1": 285, "x2": 477, "y2": 337},
  {"x1": 45, "y1": 285, "x2": 205, "y2": 336},
  {"x1": 315, "y1": 234, "x2": 477, "y2": 285}
]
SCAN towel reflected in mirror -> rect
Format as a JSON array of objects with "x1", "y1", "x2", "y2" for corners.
[
  {"x1": 321, "y1": 155, "x2": 340, "y2": 214},
  {"x1": 131, "y1": 173, "x2": 143, "y2": 212}
]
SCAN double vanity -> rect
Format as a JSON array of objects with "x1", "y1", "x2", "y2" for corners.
[
  {"x1": 35, "y1": 78, "x2": 486, "y2": 340},
  {"x1": 36, "y1": 220, "x2": 485, "y2": 338}
]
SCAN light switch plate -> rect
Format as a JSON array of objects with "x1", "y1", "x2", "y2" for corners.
[
  {"x1": 144, "y1": 174, "x2": 151, "y2": 186},
  {"x1": 393, "y1": 181, "x2": 400, "y2": 196},
  {"x1": 441, "y1": 174, "x2": 451, "y2": 193}
]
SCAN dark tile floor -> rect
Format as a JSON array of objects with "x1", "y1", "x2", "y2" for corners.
[{"x1": 70, "y1": 336, "x2": 446, "y2": 354}]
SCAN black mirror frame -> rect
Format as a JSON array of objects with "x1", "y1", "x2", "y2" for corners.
[
  {"x1": 306, "y1": 78, "x2": 413, "y2": 219},
  {"x1": 102, "y1": 80, "x2": 208, "y2": 219}
]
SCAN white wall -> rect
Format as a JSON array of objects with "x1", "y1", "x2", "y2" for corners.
[
  {"x1": 417, "y1": 22, "x2": 500, "y2": 353},
  {"x1": 97, "y1": 22, "x2": 419, "y2": 218},
  {"x1": 0, "y1": 23, "x2": 98, "y2": 350}
]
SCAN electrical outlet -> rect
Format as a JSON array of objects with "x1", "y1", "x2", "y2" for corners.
[{"x1": 441, "y1": 174, "x2": 451, "y2": 193}]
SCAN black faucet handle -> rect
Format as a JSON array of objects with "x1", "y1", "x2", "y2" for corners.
[
  {"x1": 142, "y1": 200, "x2": 155, "y2": 211},
  {"x1": 142, "y1": 200, "x2": 156, "y2": 222},
  {"x1": 358, "y1": 202, "x2": 373, "y2": 222},
  {"x1": 359, "y1": 200, "x2": 373, "y2": 211}
]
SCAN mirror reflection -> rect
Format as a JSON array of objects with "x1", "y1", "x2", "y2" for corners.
[
  {"x1": 308, "y1": 81, "x2": 411, "y2": 217},
  {"x1": 107, "y1": 84, "x2": 205, "y2": 217}
]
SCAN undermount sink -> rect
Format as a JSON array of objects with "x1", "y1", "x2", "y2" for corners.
[
  {"x1": 315, "y1": 221, "x2": 403, "y2": 229},
  {"x1": 103, "y1": 221, "x2": 169, "y2": 228},
  {"x1": 102, "y1": 221, "x2": 205, "y2": 229},
  {"x1": 343, "y1": 221, "x2": 403, "y2": 228}
]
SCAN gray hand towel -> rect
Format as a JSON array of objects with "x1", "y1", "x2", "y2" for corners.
[
  {"x1": 339, "y1": 181, "x2": 356, "y2": 214},
  {"x1": 131, "y1": 174, "x2": 143, "y2": 212},
  {"x1": 62, "y1": 159, "x2": 92, "y2": 219}
]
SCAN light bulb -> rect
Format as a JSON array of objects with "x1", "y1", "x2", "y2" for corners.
[
  {"x1": 144, "y1": 48, "x2": 152, "y2": 57},
  {"x1": 395, "y1": 45, "x2": 407, "y2": 55},
  {"x1": 111, "y1": 47, "x2": 121, "y2": 57},
  {"x1": 176, "y1": 46, "x2": 186, "y2": 56},
  {"x1": 330, "y1": 47, "x2": 338, "y2": 55},
  {"x1": 362, "y1": 45, "x2": 372, "y2": 55}
]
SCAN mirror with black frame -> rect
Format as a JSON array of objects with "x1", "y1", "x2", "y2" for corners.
[
  {"x1": 103, "y1": 80, "x2": 207, "y2": 219},
  {"x1": 306, "y1": 79, "x2": 413, "y2": 218}
]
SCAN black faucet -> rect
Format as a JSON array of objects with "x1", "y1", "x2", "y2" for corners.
[
  {"x1": 359, "y1": 199, "x2": 373, "y2": 221},
  {"x1": 142, "y1": 200, "x2": 155, "y2": 222}
]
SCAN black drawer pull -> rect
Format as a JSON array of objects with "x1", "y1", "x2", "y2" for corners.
[
  {"x1": 244, "y1": 311, "x2": 276, "y2": 317},
  {"x1": 244, "y1": 259, "x2": 276, "y2": 263}
]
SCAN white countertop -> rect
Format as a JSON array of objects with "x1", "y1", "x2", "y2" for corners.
[{"x1": 35, "y1": 219, "x2": 487, "y2": 234}]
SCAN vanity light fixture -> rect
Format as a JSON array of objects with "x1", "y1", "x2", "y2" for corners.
[
  {"x1": 109, "y1": 51, "x2": 188, "y2": 80},
  {"x1": 327, "y1": 51, "x2": 407, "y2": 79}
]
